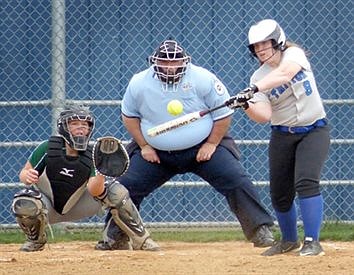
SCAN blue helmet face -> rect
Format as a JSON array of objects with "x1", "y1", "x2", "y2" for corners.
[
  {"x1": 57, "y1": 105, "x2": 95, "y2": 151},
  {"x1": 149, "y1": 40, "x2": 191, "y2": 86}
]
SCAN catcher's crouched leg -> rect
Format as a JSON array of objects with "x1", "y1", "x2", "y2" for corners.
[
  {"x1": 96, "y1": 179, "x2": 160, "y2": 251},
  {"x1": 95, "y1": 214, "x2": 132, "y2": 250},
  {"x1": 11, "y1": 188, "x2": 48, "y2": 252}
]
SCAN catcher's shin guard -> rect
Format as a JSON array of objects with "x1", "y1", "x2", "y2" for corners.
[
  {"x1": 12, "y1": 188, "x2": 48, "y2": 252},
  {"x1": 97, "y1": 214, "x2": 132, "y2": 250},
  {"x1": 110, "y1": 206, "x2": 149, "y2": 250},
  {"x1": 101, "y1": 180, "x2": 157, "y2": 250}
]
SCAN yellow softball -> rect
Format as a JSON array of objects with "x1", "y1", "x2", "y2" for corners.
[{"x1": 167, "y1": 99, "x2": 183, "y2": 116}]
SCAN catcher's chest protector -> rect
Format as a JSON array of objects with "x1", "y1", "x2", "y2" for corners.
[{"x1": 45, "y1": 136, "x2": 93, "y2": 213}]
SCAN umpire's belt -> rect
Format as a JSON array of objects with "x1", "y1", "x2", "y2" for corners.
[{"x1": 271, "y1": 118, "x2": 327, "y2": 134}]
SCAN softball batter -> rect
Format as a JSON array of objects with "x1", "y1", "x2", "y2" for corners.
[{"x1": 226, "y1": 19, "x2": 330, "y2": 256}]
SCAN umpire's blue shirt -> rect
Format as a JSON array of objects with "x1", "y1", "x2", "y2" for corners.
[{"x1": 122, "y1": 63, "x2": 233, "y2": 151}]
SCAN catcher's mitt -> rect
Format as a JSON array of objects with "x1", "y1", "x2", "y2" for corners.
[{"x1": 92, "y1": 136, "x2": 129, "y2": 177}]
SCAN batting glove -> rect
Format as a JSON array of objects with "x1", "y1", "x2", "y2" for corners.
[
  {"x1": 242, "y1": 84, "x2": 259, "y2": 96},
  {"x1": 225, "y1": 95, "x2": 249, "y2": 109},
  {"x1": 225, "y1": 84, "x2": 258, "y2": 110}
]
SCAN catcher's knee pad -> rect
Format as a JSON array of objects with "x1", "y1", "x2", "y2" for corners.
[
  {"x1": 106, "y1": 181, "x2": 143, "y2": 233},
  {"x1": 296, "y1": 180, "x2": 320, "y2": 197},
  {"x1": 12, "y1": 188, "x2": 47, "y2": 242},
  {"x1": 12, "y1": 188, "x2": 45, "y2": 218},
  {"x1": 105, "y1": 179, "x2": 130, "y2": 207}
]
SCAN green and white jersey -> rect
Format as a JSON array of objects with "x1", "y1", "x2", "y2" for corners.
[
  {"x1": 28, "y1": 137, "x2": 96, "y2": 214},
  {"x1": 29, "y1": 140, "x2": 95, "y2": 177}
]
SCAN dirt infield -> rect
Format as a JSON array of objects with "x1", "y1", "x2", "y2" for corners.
[{"x1": 1, "y1": 241, "x2": 353, "y2": 275}]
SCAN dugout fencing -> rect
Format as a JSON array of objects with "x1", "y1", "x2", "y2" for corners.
[{"x1": 0, "y1": 0, "x2": 353, "y2": 231}]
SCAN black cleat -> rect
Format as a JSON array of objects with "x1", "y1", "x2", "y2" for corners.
[
  {"x1": 261, "y1": 240, "x2": 301, "y2": 256},
  {"x1": 299, "y1": 237, "x2": 325, "y2": 256},
  {"x1": 251, "y1": 225, "x2": 274, "y2": 247}
]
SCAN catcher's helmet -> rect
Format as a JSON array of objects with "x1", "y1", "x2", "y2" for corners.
[
  {"x1": 248, "y1": 19, "x2": 286, "y2": 56},
  {"x1": 57, "y1": 104, "x2": 95, "y2": 151},
  {"x1": 149, "y1": 40, "x2": 191, "y2": 86}
]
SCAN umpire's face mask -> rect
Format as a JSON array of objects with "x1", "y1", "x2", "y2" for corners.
[{"x1": 154, "y1": 60, "x2": 188, "y2": 93}]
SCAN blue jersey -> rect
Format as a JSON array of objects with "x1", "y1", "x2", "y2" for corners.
[{"x1": 122, "y1": 63, "x2": 233, "y2": 150}]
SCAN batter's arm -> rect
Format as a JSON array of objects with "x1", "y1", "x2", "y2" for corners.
[
  {"x1": 245, "y1": 101, "x2": 272, "y2": 123},
  {"x1": 254, "y1": 61, "x2": 302, "y2": 92},
  {"x1": 244, "y1": 61, "x2": 301, "y2": 123}
]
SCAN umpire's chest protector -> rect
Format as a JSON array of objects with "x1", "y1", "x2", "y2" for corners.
[{"x1": 45, "y1": 136, "x2": 93, "y2": 213}]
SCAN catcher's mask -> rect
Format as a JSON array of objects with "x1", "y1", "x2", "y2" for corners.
[
  {"x1": 149, "y1": 39, "x2": 191, "y2": 91},
  {"x1": 57, "y1": 104, "x2": 95, "y2": 151}
]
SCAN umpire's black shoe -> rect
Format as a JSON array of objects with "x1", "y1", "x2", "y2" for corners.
[{"x1": 251, "y1": 225, "x2": 274, "y2": 247}]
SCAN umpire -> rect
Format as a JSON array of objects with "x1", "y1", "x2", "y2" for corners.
[{"x1": 96, "y1": 40, "x2": 274, "y2": 250}]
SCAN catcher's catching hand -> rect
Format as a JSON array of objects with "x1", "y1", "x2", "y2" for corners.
[{"x1": 92, "y1": 136, "x2": 129, "y2": 177}]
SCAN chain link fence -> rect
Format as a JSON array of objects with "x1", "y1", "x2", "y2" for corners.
[{"x1": 1, "y1": 0, "x2": 353, "y2": 230}]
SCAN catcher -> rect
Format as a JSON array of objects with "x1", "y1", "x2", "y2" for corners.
[{"x1": 11, "y1": 104, "x2": 159, "y2": 252}]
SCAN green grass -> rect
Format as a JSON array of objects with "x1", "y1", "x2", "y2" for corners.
[
  {"x1": 153, "y1": 222, "x2": 354, "y2": 242},
  {"x1": 320, "y1": 222, "x2": 354, "y2": 241},
  {"x1": 1, "y1": 222, "x2": 353, "y2": 244}
]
